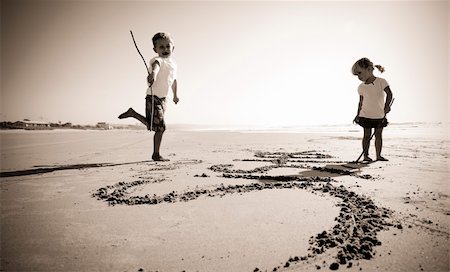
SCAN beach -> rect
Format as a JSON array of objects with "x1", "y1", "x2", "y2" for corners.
[{"x1": 0, "y1": 124, "x2": 449, "y2": 272}]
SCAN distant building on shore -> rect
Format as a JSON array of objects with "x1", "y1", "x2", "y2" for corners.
[
  {"x1": 96, "y1": 122, "x2": 113, "y2": 130},
  {"x1": 0, "y1": 120, "x2": 52, "y2": 130},
  {"x1": 49, "y1": 122, "x2": 72, "y2": 128},
  {"x1": 0, "y1": 120, "x2": 146, "y2": 131}
]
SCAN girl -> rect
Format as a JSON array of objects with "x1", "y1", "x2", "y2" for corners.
[{"x1": 352, "y1": 58, "x2": 393, "y2": 162}]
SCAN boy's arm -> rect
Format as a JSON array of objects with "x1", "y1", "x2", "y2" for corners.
[
  {"x1": 147, "y1": 60, "x2": 160, "y2": 86},
  {"x1": 354, "y1": 96, "x2": 363, "y2": 123},
  {"x1": 384, "y1": 86, "x2": 393, "y2": 114},
  {"x1": 172, "y1": 79, "x2": 179, "y2": 104}
]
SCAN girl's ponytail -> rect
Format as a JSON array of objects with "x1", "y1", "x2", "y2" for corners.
[
  {"x1": 374, "y1": 65, "x2": 385, "y2": 73},
  {"x1": 352, "y1": 58, "x2": 385, "y2": 74}
]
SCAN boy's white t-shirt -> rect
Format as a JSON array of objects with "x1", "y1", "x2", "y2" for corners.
[
  {"x1": 358, "y1": 77, "x2": 389, "y2": 119},
  {"x1": 146, "y1": 57, "x2": 177, "y2": 98}
]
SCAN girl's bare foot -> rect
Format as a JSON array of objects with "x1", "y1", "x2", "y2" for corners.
[
  {"x1": 377, "y1": 156, "x2": 388, "y2": 161},
  {"x1": 363, "y1": 156, "x2": 373, "y2": 162}
]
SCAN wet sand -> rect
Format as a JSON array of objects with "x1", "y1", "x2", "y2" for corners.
[{"x1": 1, "y1": 125, "x2": 449, "y2": 271}]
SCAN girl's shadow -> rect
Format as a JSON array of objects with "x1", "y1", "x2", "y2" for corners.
[{"x1": 298, "y1": 162, "x2": 371, "y2": 178}]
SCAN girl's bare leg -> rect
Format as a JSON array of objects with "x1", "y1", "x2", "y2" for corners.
[
  {"x1": 118, "y1": 108, "x2": 148, "y2": 127},
  {"x1": 375, "y1": 127, "x2": 388, "y2": 161},
  {"x1": 363, "y1": 128, "x2": 373, "y2": 161}
]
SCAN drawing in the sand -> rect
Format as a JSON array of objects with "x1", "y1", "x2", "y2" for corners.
[
  {"x1": 92, "y1": 150, "x2": 399, "y2": 271},
  {"x1": 119, "y1": 32, "x2": 179, "y2": 162}
]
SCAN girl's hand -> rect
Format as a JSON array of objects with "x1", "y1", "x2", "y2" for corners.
[
  {"x1": 353, "y1": 116, "x2": 360, "y2": 124},
  {"x1": 384, "y1": 106, "x2": 391, "y2": 114},
  {"x1": 173, "y1": 96, "x2": 179, "y2": 104}
]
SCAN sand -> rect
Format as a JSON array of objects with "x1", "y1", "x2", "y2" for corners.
[{"x1": 0, "y1": 124, "x2": 449, "y2": 271}]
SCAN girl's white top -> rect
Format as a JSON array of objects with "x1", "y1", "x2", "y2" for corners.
[
  {"x1": 358, "y1": 77, "x2": 389, "y2": 119},
  {"x1": 146, "y1": 57, "x2": 177, "y2": 98}
]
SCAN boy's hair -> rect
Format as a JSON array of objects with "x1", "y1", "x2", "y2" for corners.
[
  {"x1": 152, "y1": 32, "x2": 173, "y2": 47},
  {"x1": 352, "y1": 57, "x2": 385, "y2": 75}
]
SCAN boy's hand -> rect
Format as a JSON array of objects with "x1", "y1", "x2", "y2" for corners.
[
  {"x1": 353, "y1": 116, "x2": 360, "y2": 124},
  {"x1": 384, "y1": 106, "x2": 391, "y2": 114},
  {"x1": 147, "y1": 74, "x2": 154, "y2": 86},
  {"x1": 173, "y1": 96, "x2": 179, "y2": 104}
]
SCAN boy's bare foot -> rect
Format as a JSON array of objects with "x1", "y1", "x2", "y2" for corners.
[
  {"x1": 363, "y1": 156, "x2": 373, "y2": 162},
  {"x1": 118, "y1": 108, "x2": 133, "y2": 119},
  {"x1": 152, "y1": 154, "x2": 170, "y2": 162},
  {"x1": 377, "y1": 156, "x2": 389, "y2": 161}
]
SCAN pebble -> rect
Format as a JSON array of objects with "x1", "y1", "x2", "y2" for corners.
[{"x1": 330, "y1": 262, "x2": 339, "y2": 270}]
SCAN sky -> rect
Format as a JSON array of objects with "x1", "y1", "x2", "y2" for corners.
[{"x1": 1, "y1": 0, "x2": 448, "y2": 127}]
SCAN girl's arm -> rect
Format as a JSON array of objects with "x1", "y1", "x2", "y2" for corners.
[
  {"x1": 172, "y1": 79, "x2": 179, "y2": 104},
  {"x1": 147, "y1": 60, "x2": 160, "y2": 86},
  {"x1": 384, "y1": 86, "x2": 393, "y2": 113},
  {"x1": 354, "y1": 96, "x2": 363, "y2": 123}
]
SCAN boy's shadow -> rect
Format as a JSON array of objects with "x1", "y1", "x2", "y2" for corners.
[
  {"x1": 0, "y1": 160, "x2": 154, "y2": 178},
  {"x1": 298, "y1": 162, "x2": 370, "y2": 178}
]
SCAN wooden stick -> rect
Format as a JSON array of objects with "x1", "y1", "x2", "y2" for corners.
[
  {"x1": 130, "y1": 30, "x2": 150, "y2": 74},
  {"x1": 130, "y1": 30, "x2": 153, "y2": 130}
]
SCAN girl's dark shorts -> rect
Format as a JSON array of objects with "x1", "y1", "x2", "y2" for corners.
[
  {"x1": 357, "y1": 117, "x2": 388, "y2": 129},
  {"x1": 145, "y1": 95, "x2": 166, "y2": 132}
]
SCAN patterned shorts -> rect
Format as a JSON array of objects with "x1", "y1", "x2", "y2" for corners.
[{"x1": 145, "y1": 95, "x2": 166, "y2": 132}]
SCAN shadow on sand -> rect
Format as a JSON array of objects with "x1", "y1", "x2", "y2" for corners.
[
  {"x1": 0, "y1": 160, "x2": 154, "y2": 178},
  {"x1": 298, "y1": 162, "x2": 372, "y2": 178}
]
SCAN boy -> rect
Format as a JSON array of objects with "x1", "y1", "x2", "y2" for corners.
[{"x1": 119, "y1": 32, "x2": 179, "y2": 161}]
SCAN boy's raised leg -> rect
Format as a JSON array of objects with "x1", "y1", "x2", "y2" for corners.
[{"x1": 118, "y1": 107, "x2": 148, "y2": 127}]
